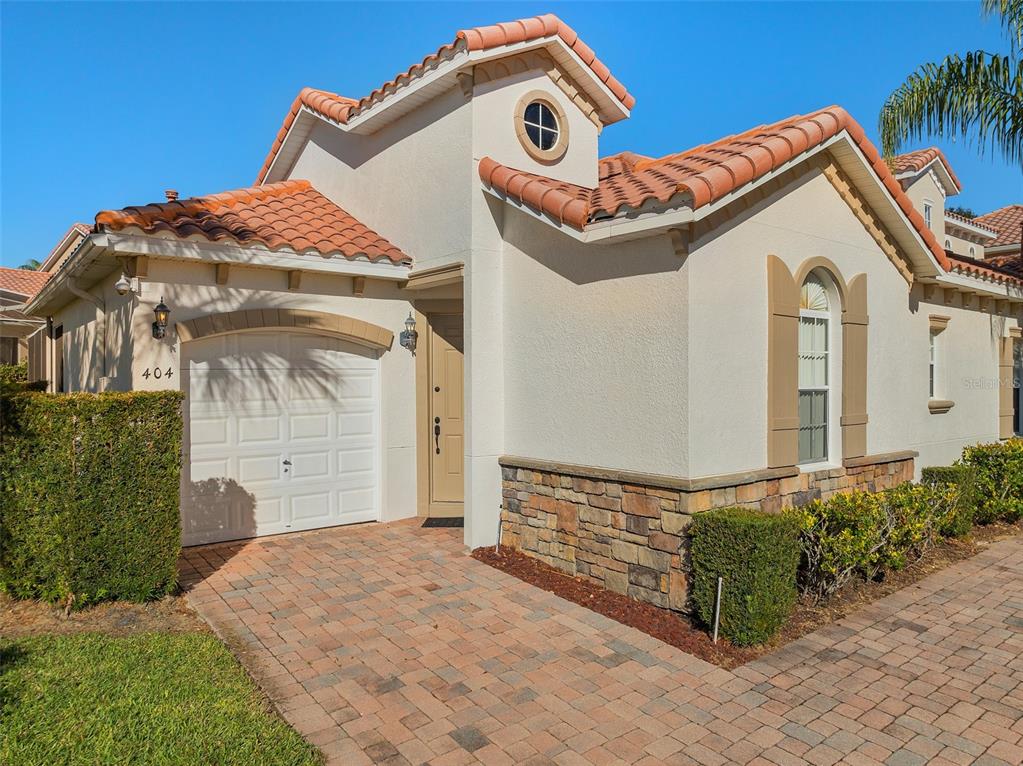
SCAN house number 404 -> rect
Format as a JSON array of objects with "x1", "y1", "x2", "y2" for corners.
[{"x1": 141, "y1": 367, "x2": 174, "y2": 380}]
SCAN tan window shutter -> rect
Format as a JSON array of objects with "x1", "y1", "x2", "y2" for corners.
[
  {"x1": 841, "y1": 273, "x2": 868, "y2": 459},
  {"x1": 1000, "y1": 337, "x2": 1015, "y2": 439},
  {"x1": 767, "y1": 255, "x2": 799, "y2": 468}
]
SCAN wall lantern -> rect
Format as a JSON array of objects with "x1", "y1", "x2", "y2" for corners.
[
  {"x1": 152, "y1": 298, "x2": 170, "y2": 339},
  {"x1": 399, "y1": 312, "x2": 417, "y2": 353}
]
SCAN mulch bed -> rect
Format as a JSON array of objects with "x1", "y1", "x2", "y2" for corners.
[
  {"x1": 0, "y1": 594, "x2": 207, "y2": 639},
  {"x1": 472, "y1": 520, "x2": 1023, "y2": 669}
]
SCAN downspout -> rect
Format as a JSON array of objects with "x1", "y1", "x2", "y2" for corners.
[{"x1": 67, "y1": 279, "x2": 107, "y2": 380}]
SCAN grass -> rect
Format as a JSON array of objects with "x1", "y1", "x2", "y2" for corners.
[{"x1": 0, "y1": 632, "x2": 322, "y2": 766}]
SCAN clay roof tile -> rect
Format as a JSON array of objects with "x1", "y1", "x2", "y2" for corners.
[{"x1": 95, "y1": 180, "x2": 409, "y2": 265}]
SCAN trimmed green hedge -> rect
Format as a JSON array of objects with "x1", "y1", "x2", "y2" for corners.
[
  {"x1": 921, "y1": 464, "x2": 976, "y2": 537},
  {"x1": 0, "y1": 363, "x2": 27, "y2": 384},
  {"x1": 689, "y1": 507, "x2": 801, "y2": 646},
  {"x1": 961, "y1": 440, "x2": 1023, "y2": 524},
  {"x1": 0, "y1": 390, "x2": 183, "y2": 607}
]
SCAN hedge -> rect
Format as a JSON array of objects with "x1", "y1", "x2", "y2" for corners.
[
  {"x1": 0, "y1": 362, "x2": 27, "y2": 384},
  {"x1": 689, "y1": 507, "x2": 801, "y2": 646},
  {"x1": 920, "y1": 464, "x2": 976, "y2": 537},
  {"x1": 794, "y1": 483, "x2": 960, "y2": 600},
  {"x1": 0, "y1": 390, "x2": 184, "y2": 607},
  {"x1": 961, "y1": 440, "x2": 1023, "y2": 524}
]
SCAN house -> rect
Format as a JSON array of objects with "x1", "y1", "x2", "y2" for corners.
[
  {"x1": 23, "y1": 14, "x2": 1023, "y2": 604},
  {"x1": 0, "y1": 266, "x2": 51, "y2": 366}
]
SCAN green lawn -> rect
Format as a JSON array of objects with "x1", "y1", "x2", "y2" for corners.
[{"x1": 1, "y1": 632, "x2": 322, "y2": 766}]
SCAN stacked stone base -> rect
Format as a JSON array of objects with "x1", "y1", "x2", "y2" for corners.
[{"x1": 499, "y1": 455, "x2": 915, "y2": 613}]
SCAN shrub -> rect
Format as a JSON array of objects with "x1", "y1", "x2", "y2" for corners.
[
  {"x1": 961, "y1": 441, "x2": 1023, "y2": 524},
  {"x1": 795, "y1": 484, "x2": 950, "y2": 600},
  {"x1": 0, "y1": 390, "x2": 183, "y2": 607},
  {"x1": 689, "y1": 507, "x2": 801, "y2": 646},
  {"x1": 0, "y1": 362, "x2": 27, "y2": 384},
  {"x1": 921, "y1": 465, "x2": 976, "y2": 538}
]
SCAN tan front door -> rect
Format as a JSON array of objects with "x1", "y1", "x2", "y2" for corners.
[{"x1": 428, "y1": 314, "x2": 464, "y2": 516}]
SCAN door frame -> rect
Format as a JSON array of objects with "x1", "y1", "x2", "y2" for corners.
[{"x1": 414, "y1": 299, "x2": 464, "y2": 518}]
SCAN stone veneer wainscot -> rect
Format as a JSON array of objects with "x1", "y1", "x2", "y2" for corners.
[{"x1": 499, "y1": 453, "x2": 917, "y2": 613}]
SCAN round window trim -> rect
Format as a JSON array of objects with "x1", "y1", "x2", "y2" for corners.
[{"x1": 514, "y1": 91, "x2": 569, "y2": 163}]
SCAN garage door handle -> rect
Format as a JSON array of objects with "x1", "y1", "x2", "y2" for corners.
[{"x1": 282, "y1": 459, "x2": 292, "y2": 465}]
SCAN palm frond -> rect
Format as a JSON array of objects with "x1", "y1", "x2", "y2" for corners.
[
  {"x1": 879, "y1": 51, "x2": 1023, "y2": 167},
  {"x1": 982, "y1": 0, "x2": 1023, "y2": 49}
]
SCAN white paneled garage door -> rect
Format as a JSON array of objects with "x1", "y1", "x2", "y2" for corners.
[{"x1": 181, "y1": 331, "x2": 380, "y2": 546}]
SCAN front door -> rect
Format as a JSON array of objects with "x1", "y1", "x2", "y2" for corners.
[{"x1": 428, "y1": 314, "x2": 464, "y2": 516}]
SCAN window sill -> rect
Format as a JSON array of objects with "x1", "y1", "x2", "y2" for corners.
[
  {"x1": 798, "y1": 461, "x2": 841, "y2": 474},
  {"x1": 928, "y1": 399, "x2": 955, "y2": 414}
]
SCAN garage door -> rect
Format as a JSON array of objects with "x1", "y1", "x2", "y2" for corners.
[{"x1": 181, "y1": 331, "x2": 380, "y2": 546}]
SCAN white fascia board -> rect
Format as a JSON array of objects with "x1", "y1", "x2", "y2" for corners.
[
  {"x1": 932, "y1": 270, "x2": 1023, "y2": 300},
  {"x1": 831, "y1": 137, "x2": 944, "y2": 277},
  {"x1": 103, "y1": 232, "x2": 411, "y2": 281},
  {"x1": 24, "y1": 236, "x2": 107, "y2": 316},
  {"x1": 894, "y1": 160, "x2": 959, "y2": 196},
  {"x1": 944, "y1": 214, "x2": 997, "y2": 240},
  {"x1": 984, "y1": 243, "x2": 1021, "y2": 256}
]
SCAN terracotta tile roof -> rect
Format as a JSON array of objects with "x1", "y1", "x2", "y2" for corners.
[
  {"x1": 95, "y1": 180, "x2": 409, "y2": 264},
  {"x1": 986, "y1": 253, "x2": 1023, "y2": 277},
  {"x1": 944, "y1": 209, "x2": 997, "y2": 235},
  {"x1": 891, "y1": 148, "x2": 962, "y2": 192},
  {"x1": 0, "y1": 267, "x2": 51, "y2": 299},
  {"x1": 479, "y1": 105, "x2": 952, "y2": 272},
  {"x1": 256, "y1": 14, "x2": 632, "y2": 183},
  {"x1": 975, "y1": 204, "x2": 1023, "y2": 247},
  {"x1": 947, "y1": 252, "x2": 1023, "y2": 284}
]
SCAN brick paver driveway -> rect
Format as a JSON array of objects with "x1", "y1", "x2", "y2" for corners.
[{"x1": 181, "y1": 520, "x2": 1023, "y2": 765}]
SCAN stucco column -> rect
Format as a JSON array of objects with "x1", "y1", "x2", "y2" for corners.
[{"x1": 463, "y1": 251, "x2": 505, "y2": 549}]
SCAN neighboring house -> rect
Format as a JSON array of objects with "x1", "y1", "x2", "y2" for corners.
[
  {"x1": 0, "y1": 267, "x2": 50, "y2": 366},
  {"x1": 24, "y1": 14, "x2": 1023, "y2": 579},
  {"x1": 976, "y1": 204, "x2": 1023, "y2": 268}
]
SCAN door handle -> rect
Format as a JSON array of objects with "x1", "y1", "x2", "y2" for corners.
[
  {"x1": 434, "y1": 417, "x2": 441, "y2": 454},
  {"x1": 282, "y1": 458, "x2": 291, "y2": 473}
]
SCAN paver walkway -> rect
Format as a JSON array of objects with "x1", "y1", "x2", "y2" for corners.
[{"x1": 181, "y1": 520, "x2": 1023, "y2": 765}]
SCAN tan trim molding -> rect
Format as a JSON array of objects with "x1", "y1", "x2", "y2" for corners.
[
  {"x1": 498, "y1": 455, "x2": 799, "y2": 493},
  {"x1": 794, "y1": 256, "x2": 849, "y2": 307},
  {"x1": 928, "y1": 314, "x2": 951, "y2": 332},
  {"x1": 514, "y1": 89, "x2": 570, "y2": 163},
  {"x1": 928, "y1": 399, "x2": 955, "y2": 414},
  {"x1": 1000, "y1": 336, "x2": 1015, "y2": 439},
  {"x1": 404, "y1": 262, "x2": 464, "y2": 291},
  {"x1": 818, "y1": 156, "x2": 915, "y2": 284},
  {"x1": 176, "y1": 308, "x2": 394, "y2": 350},
  {"x1": 767, "y1": 255, "x2": 800, "y2": 468},
  {"x1": 474, "y1": 50, "x2": 603, "y2": 129},
  {"x1": 842, "y1": 450, "x2": 918, "y2": 469},
  {"x1": 842, "y1": 272, "x2": 869, "y2": 459}
]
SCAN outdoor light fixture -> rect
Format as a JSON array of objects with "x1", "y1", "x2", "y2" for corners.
[
  {"x1": 152, "y1": 298, "x2": 170, "y2": 339},
  {"x1": 114, "y1": 273, "x2": 132, "y2": 296},
  {"x1": 399, "y1": 312, "x2": 417, "y2": 353}
]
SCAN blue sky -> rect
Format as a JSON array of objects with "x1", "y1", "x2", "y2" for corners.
[{"x1": 2, "y1": 1, "x2": 1020, "y2": 267}]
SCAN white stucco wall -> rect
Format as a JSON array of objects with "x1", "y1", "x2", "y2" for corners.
[
  {"x1": 55, "y1": 258, "x2": 418, "y2": 523},
  {"x1": 498, "y1": 206, "x2": 688, "y2": 477},
  {"x1": 287, "y1": 85, "x2": 474, "y2": 272},
  {"x1": 945, "y1": 230, "x2": 984, "y2": 259},
  {"x1": 688, "y1": 168, "x2": 1016, "y2": 478},
  {"x1": 472, "y1": 70, "x2": 600, "y2": 188},
  {"x1": 902, "y1": 171, "x2": 946, "y2": 242}
]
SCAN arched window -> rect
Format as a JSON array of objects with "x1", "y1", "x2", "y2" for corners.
[
  {"x1": 798, "y1": 274, "x2": 831, "y2": 463},
  {"x1": 945, "y1": 239, "x2": 951, "y2": 249},
  {"x1": 969, "y1": 246, "x2": 976, "y2": 257}
]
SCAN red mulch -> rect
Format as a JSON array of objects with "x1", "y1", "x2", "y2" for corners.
[
  {"x1": 472, "y1": 520, "x2": 1023, "y2": 669},
  {"x1": 472, "y1": 546, "x2": 757, "y2": 667}
]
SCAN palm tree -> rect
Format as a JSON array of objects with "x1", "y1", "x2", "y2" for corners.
[
  {"x1": 17, "y1": 258, "x2": 42, "y2": 271},
  {"x1": 879, "y1": 0, "x2": 1023, "y2": 166}
]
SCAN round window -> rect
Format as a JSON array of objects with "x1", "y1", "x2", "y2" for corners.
[
  {"x1": 523, "y1": 101, "x2": 559, "y2": 151},
  {"x1": 515, "y1": 91, "x2": 569, "y2": 162}
]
